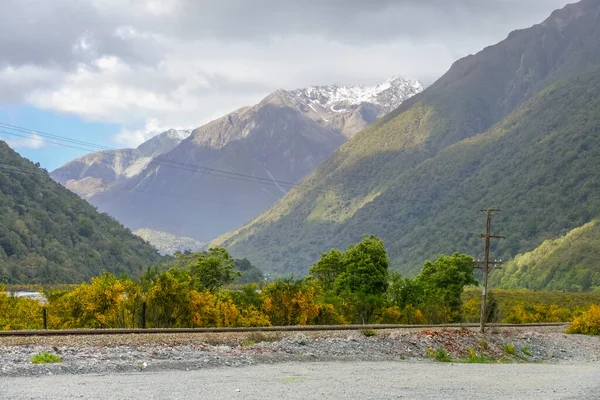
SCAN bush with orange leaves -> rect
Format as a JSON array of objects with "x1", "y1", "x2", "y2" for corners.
[
  {"x1": 0, "y1": 285, "x2": 43, "y2": 330},
  {"x1": 567, "y1": 304, "x2": 600, "y2": 336},
  {"x1": 47, "y1": 273, "x2": 130, "y2": 329},
  {"x1": 261, "y1": 278, "x2": 320, "y2": 326}
]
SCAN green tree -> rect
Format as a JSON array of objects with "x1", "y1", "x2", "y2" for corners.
[
  {"x1": 334, "y1": 235, "x2": 389, "y2": 297},
  {"x1": 309, "y1": 235, "x2": 390, "y2": 324},
  {"x1": 416, "y1": 253, "x2": 478, "y2": 321},
  {"x1": 386, "y1": 272, "x2": 424, "y2": 309},
  {"x1": 190, "y1": 248, "x2": 241, "y2": 292},
  {"x1": 234, "y1": 258, "x2": 265, "y2": 284},
  {"x1": 309, "y1": 248, "x2": 345, "y2": 292}
]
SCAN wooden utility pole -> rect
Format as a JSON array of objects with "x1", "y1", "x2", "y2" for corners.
[{"x1": 476, "y1": 208, "x2": 504, "y2": 333}]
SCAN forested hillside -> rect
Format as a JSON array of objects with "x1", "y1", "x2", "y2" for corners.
[
  {"x1": 0, "y1": 142, "x2": 162, "y2": 284},
  {"x1": 491, "y1": 220, "x2": 600, "y2": 291},
  {"x1": 214, "y1": 1, "x2": 600, "y2": 277}
]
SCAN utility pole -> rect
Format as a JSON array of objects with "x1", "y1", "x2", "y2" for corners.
[{"x1": 475, "y1": 208, "x2": 504, "y2": 333}]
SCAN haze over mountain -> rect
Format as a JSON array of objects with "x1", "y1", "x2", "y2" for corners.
[
  {"x1": 52, "y1": 129, "x2": 191, "y2": 200},
  {"x1": 213, "y1": 0, "x2": 600, "y2": 277},
  {"x1": 0, "y1": 141, "x2": 162, "y2": 284},
  {"x1": 52, "y1": 77, "x2": 422, "y2": 245},
  {"x1": 134, "y1": 228, "x2": 205, "y2": 256}
]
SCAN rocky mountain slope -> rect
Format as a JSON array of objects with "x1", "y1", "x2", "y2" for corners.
[
  {"x1": 52, "y1": 129, "x2": 191, "y2": 199},
  {"x1": 133, "y1": 228, "x2": 205, "y2": 255},
  {"x1": 52, "y1": 78, "x2": 422, "y2": 243},
  {"x1": 0, "y1": 141, "x2": 162, "y2": 284},
  {"x1": 213, "y1": 0, "x2": 600, "y2": 277}
]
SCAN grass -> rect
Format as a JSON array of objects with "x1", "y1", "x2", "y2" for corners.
[
  {"x1": 502, "y1": 344, "x2": 517, "y2": 356},
  {"x1": 502, "y1": 343, "x2": 530, "y2": 361},
  {"x1": 361, "y1": 329, "x2": 377, "y2": 337},
  {"x1": 30, "y1": 352, "x2": 62, "y2": 364},
  {"x1": 461, "y1": 348, "x2": 497, "y2": 364},
  {"x1": 240, "y1": 340, "x2": 256, "y2": 347},
  {"x1": 428, "y1": 347, "x2": 453, "y2": 362},
  {"x1": 247, "y1": 331, "x2": 276, "y2": 343},
  {"x1": 479, "y1": 339, "x2": 489, "y2": 350}
]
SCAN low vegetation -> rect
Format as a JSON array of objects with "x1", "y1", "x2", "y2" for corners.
[
  {"x1": 502, "y1": 344, "x2": 517, "y2": 356},
  {"x1": 30, "y1": 352, "x2": 62, "y2": 364},
  {"x1": 566, "y1": 305, "x2": 600, "y2": 336},
  {"x1": 428, "y1": 347, "x2": 452, "y2": 363},
  {"x1": 463, "y1": 348, "x2": 496, "y2": 364},
  {"x1": 1, "y1": 238, "x2": 599, "y2": 333}
]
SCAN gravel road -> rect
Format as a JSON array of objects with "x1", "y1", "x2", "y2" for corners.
[{"x1": 2, "y1": 361, "x2": 600, "y2": 399}]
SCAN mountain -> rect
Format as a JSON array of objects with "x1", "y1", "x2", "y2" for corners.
[
  {"x1": 0, "y1": 141, "x2": 162, "y2": 284},
  {"x1": 52, "y1": 77, "x2": 422, "y2": 244},
  {"x1": 134, "y1": 228, "x2": 205, "y2": 256},
  {"x1": 267, "y1": 77, "x2": 423, "y2": 138},
  {"x1": 52, "y1": 129, "x2": 191, "y2": 199},
  {"x1": 213, "y1": 0, "x2": 600, "y2": 277},
  {"x1": 491, "y1": 220, "x2": 600, "y2": 292}
]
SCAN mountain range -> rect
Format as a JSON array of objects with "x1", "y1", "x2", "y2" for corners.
[
  {"x1": 51, "y1": 77, "x2": 422, "y2": 248},
  {"x1": 212, "y1": 0, "x2": 600, "y2": 280},
  {"x1": 51, "y1": 129, "x2": 191, "y2": 200}
]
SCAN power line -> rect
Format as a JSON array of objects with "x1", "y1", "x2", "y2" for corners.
[
  {"x1": 0, "y1": 122, "x2": 500, "y2": 228},
  {"x1": 0, "y1": 162, "x2": 264, "y2": 208},
  {"x1": 0, "y1": 161, "x2": 488, "y2": 237},
  {"x1": 0, "y1": 122, "x2": 114, "y2": 150},
  {"x1": 2, "y1": 121, "x2": 424, "y2": 197},
  {"x1": 0, "y1": 122, "x2": 315, "y2": 191},
  {"x1": 0, "y1": 130, "x2": 102, "y2": 153}
]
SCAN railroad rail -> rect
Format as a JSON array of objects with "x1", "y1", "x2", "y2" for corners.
[{"x1": 0, "y1": 322, "x2": 569, "y2": 337}]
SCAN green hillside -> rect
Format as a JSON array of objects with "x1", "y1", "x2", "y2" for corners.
[
  {"x1": 490, "y1": 220, "x2": 600, "y2": 291},
  {"x1": 0, "y1": 142, "x2": 163, "y2": 284},
  {"x1": 214, "y1": 2, "x2": 600, "y2": 277}
]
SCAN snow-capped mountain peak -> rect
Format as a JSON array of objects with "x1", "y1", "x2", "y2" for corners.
[
  {"x1": 162, "y1": 129, "x2": 192, "y2": 141},
  {"x1": 281, "y1": 76, "x2": 423, "y2": 114}
]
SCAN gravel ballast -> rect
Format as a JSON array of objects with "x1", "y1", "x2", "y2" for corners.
[{"x1": 1, "y1": 326, "x2": 599, "y2": 378}]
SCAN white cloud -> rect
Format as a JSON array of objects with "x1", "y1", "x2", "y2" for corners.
[
  {"x1": 113, "y1": 119, "x2": 176, "y2": 147},
  {"x1": 2, "y1": 133, "x2": 47, "y2": 149},
  {"x1": 0, "y1": 0, "x2": 572, "y2": 147}
]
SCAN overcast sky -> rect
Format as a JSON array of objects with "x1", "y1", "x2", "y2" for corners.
[{"x1": 0, "y1": 0, "x2": 572, "y2": 168}]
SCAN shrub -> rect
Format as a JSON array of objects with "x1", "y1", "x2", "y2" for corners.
[
  {"x1": 502, "y1": 344, "x2": 517, "y2": 355},
  {"x1": 247, "y1": 331, "x2": 276, "y2": 343},
  {"x1": 361, "y1": 329, "x2": 377, "y2": 337},
  {"x1": 428, "y1": 347, "x2": 452, "y2": 362},
  {"x1": 463, "y1": 348, "x2": 496, "y2": 363},
  {"x1": 566, "y1": 305, "x2": 600, "y2": 336},
  {"x1": 31, "y1": 352, "x2": 62, "y2": 364}
]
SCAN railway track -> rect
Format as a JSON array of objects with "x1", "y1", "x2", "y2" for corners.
[{"x1": 0, "y1": 322, "x2": 569, "y2": 337}]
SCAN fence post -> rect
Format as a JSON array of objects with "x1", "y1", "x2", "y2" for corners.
[
  {"x1": 141, "y1": 301, "x2": 146, "y2": 329},
  {"x1": 42, "y1": 307, "x2": 47, "y2": 330}
]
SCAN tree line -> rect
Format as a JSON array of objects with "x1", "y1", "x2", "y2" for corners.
[{"x1": 1, "y1": 235, "x2": 598, "y2": 331}]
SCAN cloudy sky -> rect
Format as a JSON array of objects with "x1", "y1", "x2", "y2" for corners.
[{"x1": 0, "y1": 0, "x2": 571, "y2": 169}]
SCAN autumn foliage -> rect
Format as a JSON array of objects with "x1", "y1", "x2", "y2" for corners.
[{"x1": 1, "y1": 241, "x2": 599, "y2": 332}]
